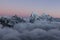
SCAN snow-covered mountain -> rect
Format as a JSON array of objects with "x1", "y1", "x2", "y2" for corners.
[
  {"x1": 29, "y1": 12, "x2": 39, "y2": 23},
  {"x1": 0, "y1": 12, "x2": 59, "y2": 28},
  {"x1": 39, "y1": 13, "x2": 54, "y2": 21},
  {"x1": 29, "y1": 12, "x2": 55, "y2": 23},
  {"x1": 0, "y1": 13, "x2": 60, "y2": 40}
]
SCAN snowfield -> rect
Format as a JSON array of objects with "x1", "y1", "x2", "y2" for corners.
[{"x1": 0, "y1": 13, "x2": 60, "y2": 40}]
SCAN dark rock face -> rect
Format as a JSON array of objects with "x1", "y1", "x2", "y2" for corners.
[
  {"x1": 0, "y1": 15, "x2": 26, "y2": 28},
  {"x1": 0, "y1": 17, "x2": 14, "y2": 28}
]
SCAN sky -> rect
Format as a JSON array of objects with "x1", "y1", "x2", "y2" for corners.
[{"x1": 0, "y1": 0, "x2": 60, "y2": 18}]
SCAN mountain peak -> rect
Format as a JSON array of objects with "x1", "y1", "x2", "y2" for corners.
[{"x1": 41, "y1": 13, "x2": 49, "y2": 16}]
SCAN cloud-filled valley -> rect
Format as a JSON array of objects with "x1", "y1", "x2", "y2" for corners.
[{"x1": 0, "y1": 13, "x2": 60, "y2": 40}]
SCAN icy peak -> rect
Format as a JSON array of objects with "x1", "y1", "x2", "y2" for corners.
[
  {"x1": 30, "y1": 12, "x2": 39, "y2": 18},
  {"x1": 41, "y1": 13, "x2": 49, "y2": 17},
  {"x1": 40, "y1": 13, "x2": 52, "y2": 19}
]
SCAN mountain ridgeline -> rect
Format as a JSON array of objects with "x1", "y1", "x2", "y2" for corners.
[{"x1": 0, "y1": 12, "x2": 59, "y2": 28}]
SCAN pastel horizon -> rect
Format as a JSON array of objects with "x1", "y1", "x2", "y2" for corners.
[{"x1": 0, "y1": 0, "x2": 60, "y2": 18}]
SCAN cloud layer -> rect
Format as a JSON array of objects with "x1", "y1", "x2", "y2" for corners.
[{"x1": 0, "y1": 22, "x2": 60, "y2": 40}]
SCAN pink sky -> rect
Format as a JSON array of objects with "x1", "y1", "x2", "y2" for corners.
[
  {"x1": 0, "y1": 0, "x2": 60, "y2": 18},
  {"x1": 0, "y1": 8, "x2": 60, "y2": 18}
]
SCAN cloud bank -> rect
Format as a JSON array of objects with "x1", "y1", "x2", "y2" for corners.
[{"x1": 0, "y1": 22, "x2": 60, "y2": 40}]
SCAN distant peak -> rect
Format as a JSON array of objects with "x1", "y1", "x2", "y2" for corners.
[
  {"x1": 31, "y1": 11, "x2": 38, "y2": 16},
  {"x1": 42, "y1": 13, "x2": 48, "y2": 16}
]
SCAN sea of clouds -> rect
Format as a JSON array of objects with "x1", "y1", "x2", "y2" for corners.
[{"x1": 0, "y1": 22, "x2": 60, "y2": 40}]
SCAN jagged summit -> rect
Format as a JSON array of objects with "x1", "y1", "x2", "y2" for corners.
[
  {"x1": 29, "y1": 12, "x2": 39, "y2": 23},
  {"x1": 41, "y1": 13, "x2": 49, "y2": 17},
  {"x1": 29, "y1": 12, "x2": 55, "y2": 23},
  {"x1": 30, "y1": 12, "x2": 52, "y2": 19},
  {"x1": 30, "y1": 12, "x2": 39, "y2": 17},
  {"x1": 40, "y1": 13, "x2": 52, "y2": 19},
  {"x1": 30, "y1": 12, "x2": 40, "y2": 19}
]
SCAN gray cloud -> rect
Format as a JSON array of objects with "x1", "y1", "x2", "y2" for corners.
[{"x1": 0, "y1": 22, "x2": 60, "y2": 40}]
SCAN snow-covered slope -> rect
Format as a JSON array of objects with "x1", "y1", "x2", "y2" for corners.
[
  {"x1": 0, "y1": 13, "x2": 60, "y2": 40},
  {"x1": 29, "y1": 12, "x2": 55, "y2": 23}
]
